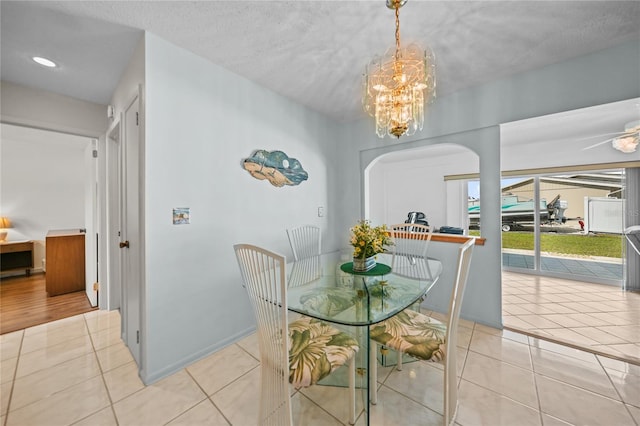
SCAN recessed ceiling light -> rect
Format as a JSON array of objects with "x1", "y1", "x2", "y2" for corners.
[{"x1": 32, "y1": 56, "x2": 57, "y2": 68}]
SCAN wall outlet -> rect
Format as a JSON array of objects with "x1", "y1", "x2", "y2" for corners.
[{"x1": 318, "y1": 206, "x2": 324, "y2": 217}]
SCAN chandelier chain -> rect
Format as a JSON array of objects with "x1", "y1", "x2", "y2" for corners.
[{"x1": 395, "y1": 5, "x2": 401, "y2": 60}]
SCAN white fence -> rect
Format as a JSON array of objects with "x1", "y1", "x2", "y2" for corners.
[{"x1": 584, "y1": 197, "x2": 623, "y2": 234}]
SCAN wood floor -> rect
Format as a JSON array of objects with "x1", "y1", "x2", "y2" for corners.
[{"x1": 0, "y1": 272, "x2": 96, "y2": 334}]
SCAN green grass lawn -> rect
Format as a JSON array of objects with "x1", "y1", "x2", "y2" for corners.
[{"x1": 468, "y1": 230, "x2": 623, "y2": 258}]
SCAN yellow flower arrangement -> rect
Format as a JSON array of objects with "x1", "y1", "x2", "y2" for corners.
[{"x1": 349, "y1": 220, "x2": 393, "y2": 259}]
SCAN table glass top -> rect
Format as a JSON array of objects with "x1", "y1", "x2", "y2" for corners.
[{"x1": 287, "y1": 257, "x2": 442, "y2": 326}]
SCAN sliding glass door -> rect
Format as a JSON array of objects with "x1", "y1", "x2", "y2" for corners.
[
  {"x1": 469, "y1": 169, "x2": 625, "y2": 285},
  {"x1": 539, "y1": 170, "x2": 624, "y2": 284}
]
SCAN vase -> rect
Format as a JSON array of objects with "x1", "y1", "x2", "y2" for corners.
[
  {"x1": 337, "y1": 251, "x2": 354, "y2": 288},
  {"x1": 353, "y1": 255, "x2": 376, "y2": 272}
]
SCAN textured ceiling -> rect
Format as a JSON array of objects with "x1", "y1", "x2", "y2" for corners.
[{"x1": 2, "y1": 1, "x2": 639, "y2": 124}]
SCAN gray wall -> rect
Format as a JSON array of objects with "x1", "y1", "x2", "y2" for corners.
[
  {"x1": 141, "y1": 33, "x2": 343, "y2": 382},
  {"x1": 0, "y1": 81, "x2": 106, "y2": 136},
  {"x1": 359, "y1": 128, "x2": 503, "y2": 328},
  {"x1": 337, "y1": 39, "x2": 640, "y2": 238},
  {"x1": 335, "y1": 39, "x2": 640, "y2": 328}
]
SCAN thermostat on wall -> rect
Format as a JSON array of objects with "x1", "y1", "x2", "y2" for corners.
[{"x1": 173, "y1": 208, "x2": 190, "y2": 225}]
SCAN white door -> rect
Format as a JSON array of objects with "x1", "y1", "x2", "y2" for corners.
[
  {"x1": 122, "y1": 95, "x2": 141, "y2": 365},
  {"x1": 84, "y1": 139, "x2": 98, "y2": 306}
]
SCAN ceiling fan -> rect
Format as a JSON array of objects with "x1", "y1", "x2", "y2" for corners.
[{"x1": 582, "y1": 119, "x2": 640, "y2": 154}]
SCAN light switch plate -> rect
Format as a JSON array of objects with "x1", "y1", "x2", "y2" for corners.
[{"x1": 318, "y1": 206, "x2": 324, "y2": 217}]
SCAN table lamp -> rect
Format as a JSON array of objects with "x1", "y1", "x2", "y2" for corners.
[{"x1": 0, "y1": 217, "x2": 12, "y2": 243}]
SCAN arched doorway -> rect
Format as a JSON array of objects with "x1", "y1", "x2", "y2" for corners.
[{"x1": 365, "y1": 143, "x2": 479, "y2": 232}]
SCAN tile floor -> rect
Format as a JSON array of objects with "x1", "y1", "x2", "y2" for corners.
[
  {"x1": 2, "y1": 308, "x2": 639, "y2": 425},
  {"x1": 502, "y1": 271, "x2": 640, "y2": 365}
]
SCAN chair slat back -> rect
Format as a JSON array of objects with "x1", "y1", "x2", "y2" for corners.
[
  {"x1": 233, "y1": 244, "x2": 293, "y2": 426},
  {"x1": 287, "y1": 225, "x2": 321, "y2": 261},
  {"x1": 288, "y1": 255, "x2": 321, "y2": 287},
  {"x1": 443, "y1": 238, "x2": 475, "y2": 425},
  {"x1": 287, "y1": 225, "x2": 322, "y2": 287},
  {"x1": 389, "y1": 223, "x2": 433, "y2": 280}
]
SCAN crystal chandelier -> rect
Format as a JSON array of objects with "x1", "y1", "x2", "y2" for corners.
[{"x1": 362, "y1": 0, "x2": 436, "y2": 139}]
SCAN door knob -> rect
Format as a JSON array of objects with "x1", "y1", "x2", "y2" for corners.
[{"x1": 119, "y1": 241, "x2": 130, "y2": 248}]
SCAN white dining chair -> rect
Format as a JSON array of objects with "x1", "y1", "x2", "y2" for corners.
[
  {"x1": 234, "y1": 244, "x2": 359, "y2": 425},
  {"x1": 287, "y1": 225, "x2": 322, "y2": 287},
  {"x1": 379, "y1": 223, "x2": 434, "y2": 372},
  {"x1": 369, "y1": 238, "x2": 475, "y2": 426},
  {"x1": 287, "y1": 225, "x2": 321, "y2": 261},
  {"x1": 389, "y1": 223, "x2": 433, "y2": 281}
]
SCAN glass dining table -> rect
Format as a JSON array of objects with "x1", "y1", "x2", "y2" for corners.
[{"x1": 287, "y1": 253, "x2": 443, "y2": 425}]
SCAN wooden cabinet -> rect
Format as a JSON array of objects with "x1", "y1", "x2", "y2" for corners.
[
  {"x1": 46, "y1": 230, "x2": 85, "y2": 296},
  {"x1": 0, "y1": 241, "x2": 34, "y2": 276}
]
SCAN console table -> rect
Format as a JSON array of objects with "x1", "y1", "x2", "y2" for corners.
[{"x1": 0, "y1": 241, "x2": 34, "y2": 276}]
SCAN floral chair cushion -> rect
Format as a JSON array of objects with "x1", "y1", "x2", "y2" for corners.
[
  {"x1": 299, "y1": 288, "x2": 356, "y2": 316},
  {"x1": 370, "y1": 309, "x2": 446, "y2": 362},
  {"x1": 288, "y1": 317, "x2": 359, "y2": 388}
]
